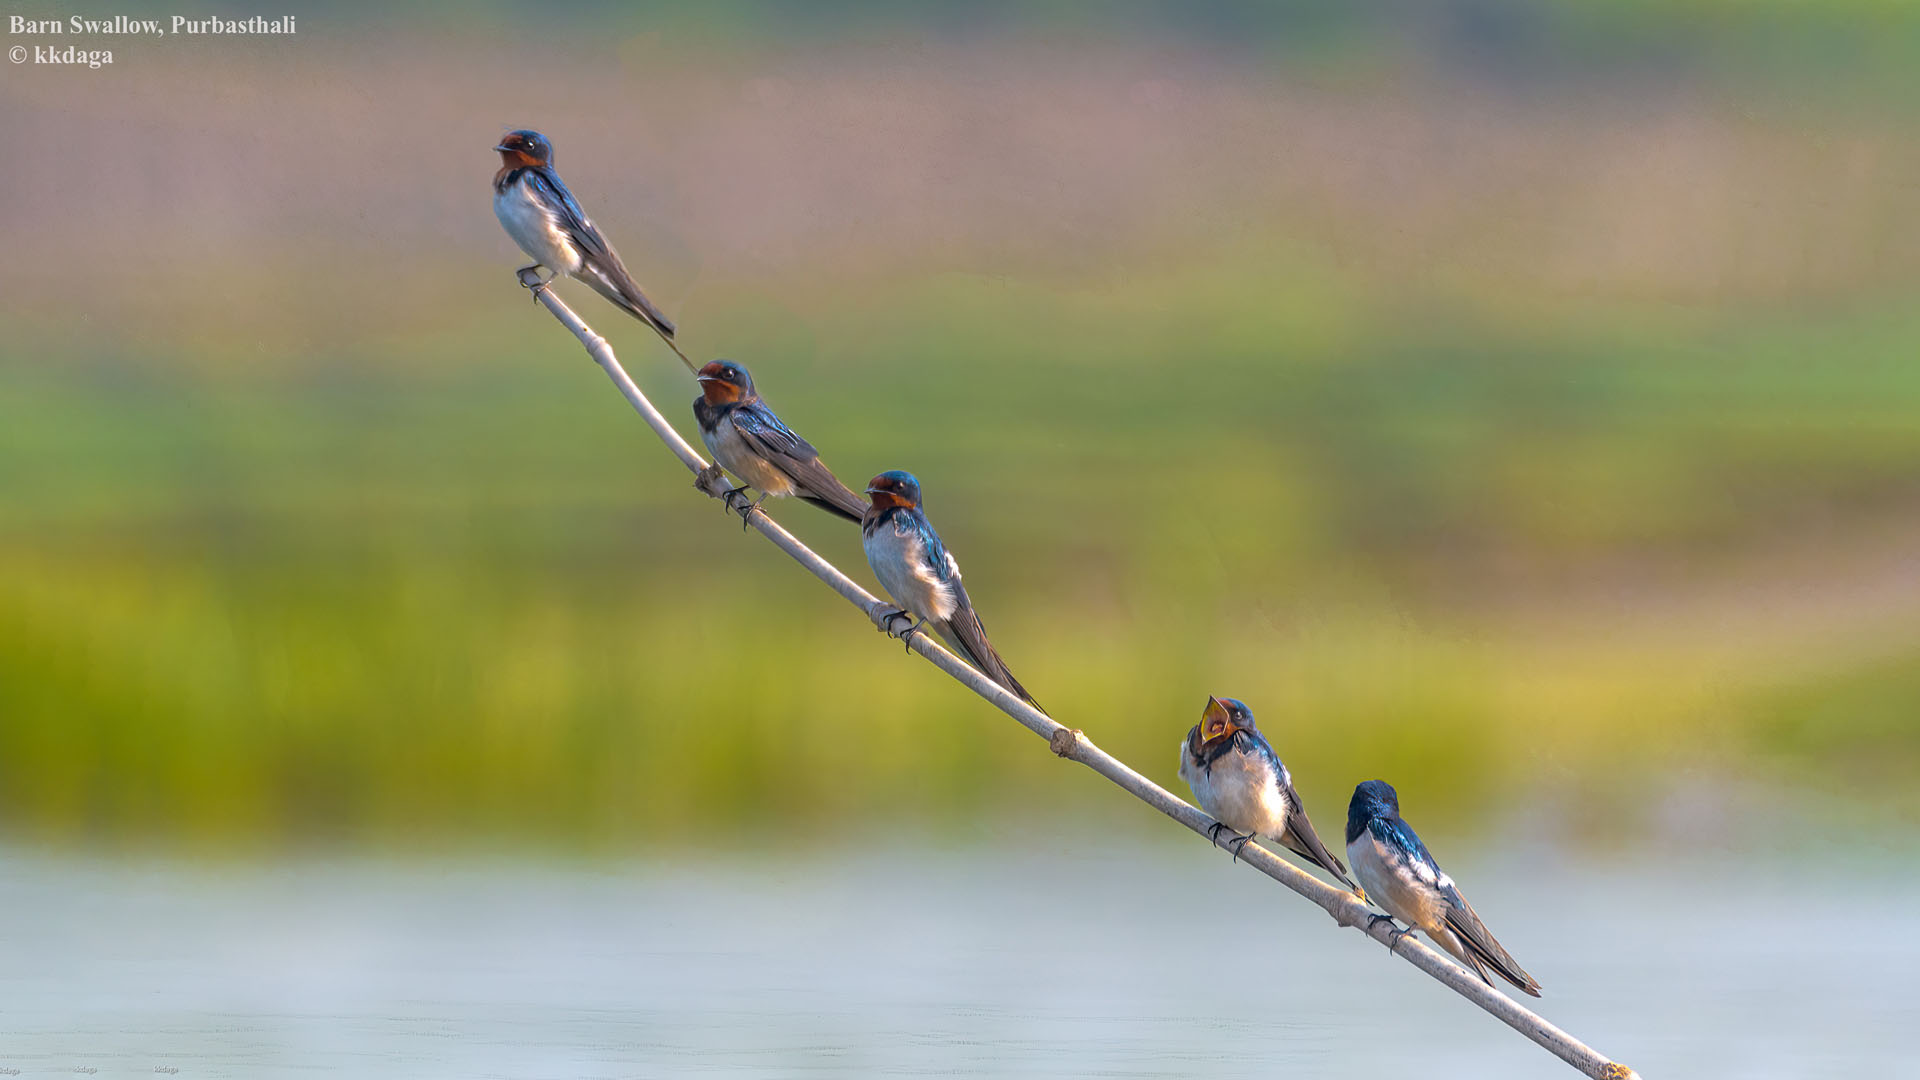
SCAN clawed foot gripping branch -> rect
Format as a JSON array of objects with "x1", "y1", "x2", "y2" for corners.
[{"x1": 515, "y1": 274, "x2": 1639, "y2": 1080}]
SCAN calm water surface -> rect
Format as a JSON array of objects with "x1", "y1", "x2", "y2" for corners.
[{"x1": 2, "y1": 840, "x2": 1913, "y2": 1078}]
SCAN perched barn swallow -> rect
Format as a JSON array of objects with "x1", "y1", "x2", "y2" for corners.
[
  {"x1": 692, "y1": 360, "x2": 867, "y2": 523},
  {"x1": 862, "y1": 471, "x2": 1041, "y2": 711},
  {"x1": 1177, "y1": 696, "x2": 1357, "y2": 890},
  {"x1": 1346, "y1": 780, "x2": 1542, "y2": 997},
  {"x1": 492, "y1": 130, "x2": 683, "y2": 355}
]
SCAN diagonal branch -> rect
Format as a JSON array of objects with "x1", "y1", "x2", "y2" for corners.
[{"x1": 516, "y1": 272, "x2": 1641, "y2": 1080}]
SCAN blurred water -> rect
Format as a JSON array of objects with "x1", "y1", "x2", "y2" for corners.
[{"x1": 1, "y1": 840, "x2": 1912, "y2": 1078}]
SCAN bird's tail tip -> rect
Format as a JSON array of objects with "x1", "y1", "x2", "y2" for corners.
[{"x1": 1004, "y1": 677, "x2": 1045, "y2": 716}]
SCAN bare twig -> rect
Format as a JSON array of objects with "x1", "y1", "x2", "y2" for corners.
[
  {"x1": 517, "y1": 267, "x2": 698, "y2": 373},
  {"x1": 518, "y1": 273, "x2": 1641, "y2": 1080}
]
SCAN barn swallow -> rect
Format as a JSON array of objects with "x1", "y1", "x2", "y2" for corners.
[
  {"x1": 1346, "y1": 780, "x2": 1542, "y2": 997},
  {"x1": 862, "y1": 471, "x2": 1042, "y2": 711},
  {"x1": 692, "y1": 360, "x2": 868, "y2": 523},
  {"x1": 1177, "y1": 696, "x2": 1357, "y2": 890},
  {"x1": 492, "y1": 130, "x2": 686, "y2": 362}
]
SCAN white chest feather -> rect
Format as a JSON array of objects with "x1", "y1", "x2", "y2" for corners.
[
  {"x1": 864, "y1": 521, "x2": 958, "y2": 622},
  {"x1": 494, "y1": 178, "x2": 581, "y2": 274},
  {"x1": 1183, "y1": 748, "x2": 1290, "y2": 838}
]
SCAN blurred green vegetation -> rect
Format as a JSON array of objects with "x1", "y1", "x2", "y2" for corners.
[
  {"x1": 4, "y1": 244, "x2": 1917, "y2": 851},
  {"x1": 4, "y1": 6, "x2": 1919, "y2": 851}
]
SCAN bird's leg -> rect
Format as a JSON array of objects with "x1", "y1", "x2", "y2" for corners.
[
  {"x1": 1206, "y1": 821, "x2": 1229, "y2": 846},
  {"x1": 737, "y1": 492, "x2": 769, "y2": 530},
  {"x1": 880, "y1": 610, "x2": 928, "y2": 652},
  {"x1": 1227, "y1": 833, "x2": 1257, "y2": 864},
  {"x1": 1368, "y1": 913, "x2": 1412, "y2": 947},
  {"x1": 515, "y1": 265, "x2": 554, "y2": 297}
]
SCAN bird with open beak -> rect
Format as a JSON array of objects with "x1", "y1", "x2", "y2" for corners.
[
  {"x1": 861, "y1": 471, "x2": 1042, "y2": 711},
  {"x1": 1178, "y1": 696, "x2": 1357, "y2": 891},
  {"x1": 692, "y1": 360, "x2": 868, "y2": 523},
  {"x1": 492, "y1": 129, "x2": 678, "y2": 343},
  {"x1": 1346, "y1": 780, "x2": 1542, "y2": 997}
]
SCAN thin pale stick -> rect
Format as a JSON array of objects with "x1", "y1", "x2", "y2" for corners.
[{"x1": 517, "y1": 272, "x2": 1641, "y2": 1080}]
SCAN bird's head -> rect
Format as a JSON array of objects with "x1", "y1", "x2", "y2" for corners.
[
  {"x1": 696, "y1": 360, "x2": 755, "y2": 404},
  {"x1": 865, "y1": 470, "x2": 922, "y2": 511},
  {"x1": 1346, "y1": 779, "x2": 1400, "y2": 843},
  {"x1": 495, "y1": 129, "x2": 553, "y2": 169},
  {"x1": 1199, "y1": 696, "x2": 1255, "y2": 746}
]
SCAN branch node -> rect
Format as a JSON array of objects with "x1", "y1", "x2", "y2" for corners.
[
  {"x1": 867, "y1": 601, "x2": 904, "y2": 633},
  {"x1": 694, "y1": 463, "x2": 731, "y2": 500},
  {"x1": 1048, "y1": 727, "x2": 1083, "y2": 758},
  {"x1": 1601, "y1": 1065, "x2": 1638, "y2": 1080}
]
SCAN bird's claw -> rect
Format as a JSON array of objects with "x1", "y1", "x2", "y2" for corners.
[
  {"x1": 897, "y1": 620, "x2": 927, "y2": 653},
  {"x1": 720, "y1": 489, "x2": 766, "y2": 528},
  {"x1": 1227, "y1": 833, "x2": 1256, "y2": 864},
  {"x1": 1368, "y1": 913, "x2": 1411, "y2": 947},
  {"x1": 878, "y1": 610, "x2": 925, "y2": 651},
  {"x1": 516, "y1": 265, "x2": 552, "y2": 296},
  {"x1": 1205, "y1": 821, "x2": 1253, "y2": 862}
]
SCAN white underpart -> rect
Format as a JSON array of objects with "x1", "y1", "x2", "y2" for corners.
[
  {"x1": 864, "y1": 518, "x2": 958, "y2": 623},
  {"x1": 1349, "y1": 831, "x2": 1447, "y2": 934},
  {"x1": 703, "y1": 419, "x2": 796, "y2": 498},
  {"x1": 494, "y1": 177, "x2": 582, "y2": 275},
  {"x1": 1179, "y1": 743, "x2": 1291, "y2": 839}
]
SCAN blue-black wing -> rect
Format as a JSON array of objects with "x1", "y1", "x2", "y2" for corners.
[
  {"x1": 1246, "y1": 730, "x2": 1353, "y2": 887},
  {"x1": 1370, "y1": 815, "x2": 1539, "y2": 994},
  {"x1": 1369, "y1": 815, "x2": 1442, "y2": 884},
  {"x1": 526, "y1": 168, "x2": 676, "y2": 337},
  {"x1": 913, "y1": 515, "x2": 1042, "y2": 713},
  {"x1": 730, "y1": 403, "x2": 867, "y2": 521}
]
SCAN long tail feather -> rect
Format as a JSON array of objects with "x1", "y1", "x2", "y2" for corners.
[
  {"x1": 1431, "y1": 924, "x2": 1498, "y2": 989},
  {"x1": 1281, "y1": 815, "x2": 1359, "y2": 892},
  {"x1": 580, "y1": 259, "x2": 675, "y2": 336},
  {"x1": 578, "y1": 261, "x2": 695, "y2": 372},
  {"x1": 936, "y1": 611, "x2": 1044, "y2": 715},
  {"x1": 1444, "y1": 900, "x2": 1542, "y2": 997},
  {"x1": 799, "y1": 494, "x2": 864, "y2": 523}
]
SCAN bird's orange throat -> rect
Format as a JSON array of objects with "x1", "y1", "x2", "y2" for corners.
[
  {"x1": 497, "y1": 148, "x2": 543, "y2": 171},
  {"x1": 699, "y1": 381, "x2": 743, "y2": 406}
]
